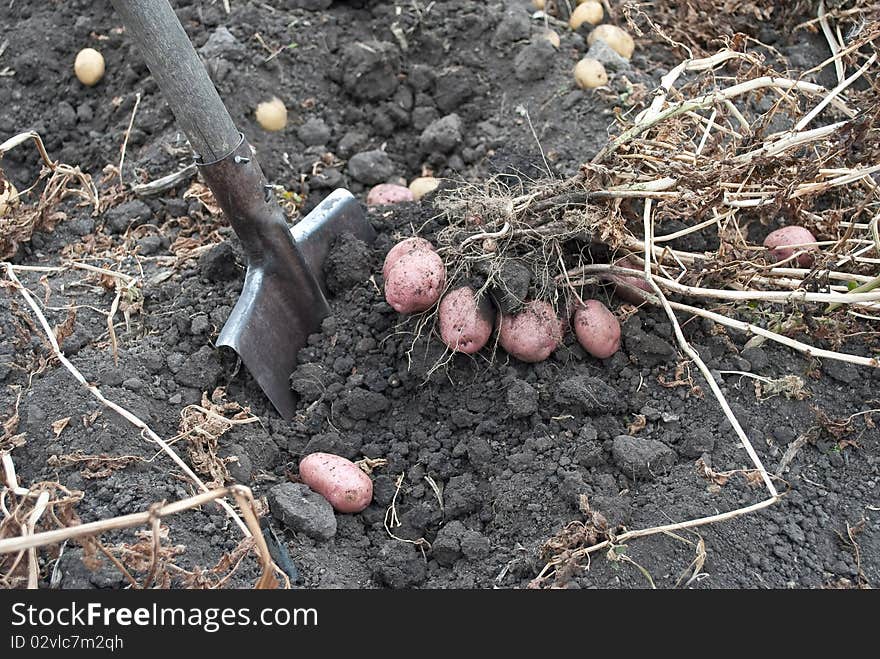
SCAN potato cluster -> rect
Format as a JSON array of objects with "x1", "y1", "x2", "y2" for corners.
[{"x1": 382, "y1": 238, "x2": 624, "y2": 363}]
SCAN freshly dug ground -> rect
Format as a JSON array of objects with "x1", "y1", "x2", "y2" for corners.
[{"x1": 1, "y1": 0, "x2": 877, "y2": 589}]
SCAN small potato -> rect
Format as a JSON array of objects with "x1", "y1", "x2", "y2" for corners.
[
  {"x1": 611, "y1": 257, "x2": 651, "y2": 303},
  {"x1": 763, "y1": 226, "x2": 818, "y2": 266},
  {"x1": 383, "y1": 236, "x2": 435, "y2": 279},
  {"x1": 367, "y1": 183, "x2": 414, "y2": 206},
  {"x1": 74, "y1": 48, "x2": 105, "y2": 86},
  {"x1": 573, "y1": 300, "x2": 621, "y2": 359},
  {"x1": 532, "y1": 0, "x2": 546, "y2": 9},
  {"x1": 384, "y1": 249, "x2": 446, "y2": 314},
  {"x1": 438, "y1": 287, "x2": 494, "y2": 354},
  {"x1": 0, "y1": 180, "x2": 18, "y2": 217},
  {"x1": 299, "y1": 452, "x2": 373, "y2": 513},
  {"x1": 255, "y1": 97, "x2": 288, "y2": 131},
  {"x1": 574, "y1": 58, "x2": 608, "y2": 89},
  {"x1": 542, "y1": 30, "x2": 561, "y2": 49},
  {"x1": 499, "y1": 300, "x2": 564, "y2": 363},
  {"x1": 588, "y1": 24, "x2": 635, "y2": 59},
  {"x1": 409, "y1": 176, "x2": 441, "y2": 200},
  {"x1": 570, "y1": 1, "x2": 603, "y2": 29}
]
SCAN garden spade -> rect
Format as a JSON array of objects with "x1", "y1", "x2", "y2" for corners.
[{"x1": 111, "y1": 0, "x2": 375, "y2": 419}]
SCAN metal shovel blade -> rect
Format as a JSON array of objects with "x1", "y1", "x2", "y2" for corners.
[
  {"x1": 216, "y1": 188, "x2": 375, "y2": 420},
  {"x1": 109, "y1": 0, "x2": 377, "y2": 420}
]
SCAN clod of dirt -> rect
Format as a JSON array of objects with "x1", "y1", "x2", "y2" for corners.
[
  {"x1": 373, "y1": 541, "x2": 427, "y2": 588},
  {"x1": 586, "y1": 38, "x2": 631, "y2": 72},
  {"x1": 622, "y1": 317, "x2": 675, "y2": 367},
  {"x1": 290, "y1": 363, "x2": 337, "y2": 403},
  {"x1": 324, "y1": 233, "x2": 372, "y2": 295},
  {"x1": 268, "y1": 482, "x2": 337, "y2": 541},
  {"x1": 198, "y1": 242, "x2": 241, "y2": 282},
  {"x1": 611, "y1": 435, "x2": 676, "y2": 479},
  {"x1": 347, "y1": 149, "x2": 395, "y2": 184},
  {"x1": 333, "y1": 387, "x2": 389, "y2": 421},
  {"x1": 433, "y1": 520, "x2": 466, "y2": 566},
  {"x1": 105, "y1": 199, "x2": 152, "y2": 234},
  {"x1": 514, "y1": 39, "x2": 556, "y2": 82},
  {"x1": 312, "y1": 168, "x2": 342, "y2": 189},
  {"x1": 506, "y1": 379, "x2": 539, "y2": 418},
  {"x1": 198, "y1": 26, "x2": 243, "y2": 60},
  {"x1": 460, "y1": 530, "x2": 490, "y2": 560},
  {"x1": 491, "y1": 259, "x2": 531, "y2": 314},
  {"x1": 286, "y1": 0, "x2": 332, "y2": 11},
  {"x1": 297, "y1": 117, "x2": 331, "y2": 146},
  {"x1": 434, "y1": 67, "x2": 476, "y2": 114},
  {"x1": 555, "y1": 375, "x2": 625, "y2": 415},
  {"x1": 493, "y1": 9, "x2": 531, "y2": 45},
  {"x1": 419, "y1": 114, "x2": 463, "y2": 154},
  {"x1": 678, "y1": 428, "x2": 716, "y2": 458},
  {"x1": 340, "y1": 41, "x2": 400, "y2": 102},
  {"x1": 173, "y1": 345, "x2": 222, "y2": 389},
  {"x1": 443, "y1": 473, "x2": 481, "y2": 518}
]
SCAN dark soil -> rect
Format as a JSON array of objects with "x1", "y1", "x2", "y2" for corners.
[{"x1": 1, "y1": 0, "x2": 877, "y2": 589}]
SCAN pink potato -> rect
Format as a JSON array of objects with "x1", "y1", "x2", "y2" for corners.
[
  {"x1": 382, "y1": 237, "x2": 434, "y2": 279},
  {"x1": 763, "y1": 226, "x2": 818, "y2": 266},
  {"x1": 384, "y1": 249, "x2": 446, "y2": 314},
  {"x1": 299, "y1": 452, "x2": 373, "y2": 513},
  {"x1": 367, "y1": 183, "x2": 415, "y2": 207},
  {"x1": 438, "y1": 286, "x2": 494, "y2": 354},
  {"x1": 499, "y1": 300, "x2": 564, "y2": 363},
  {"x1": 573, "y1": 300, "x2": 621, "y2": 359},
  {"x1": 611, "y1": 257, "x2": 651, "y2": 303}
]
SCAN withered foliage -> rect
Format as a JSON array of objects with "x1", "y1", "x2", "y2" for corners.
[
  {"x1": 178, "y1": 387, "x2": 258, "y2": 488},
  {"x1": 435, "y1": 4, "x2": 880, "y2": 355},
  {"x1": 0, "y1": 477, "x2": 83, "y2": 589},
  {"x1": 0, "y1": 132, "x2": 99, "y2": 260},
  {"x1": 47, "y1": 451, "x2": 145, "y2": 480},
  {"x1": 623, "y1": 1, "x2": 880, "y2": 58}
]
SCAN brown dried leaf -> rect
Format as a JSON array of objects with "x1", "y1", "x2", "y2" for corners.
[
  {"x1": 51, "y1": 416, "x2": 71, "y2": 438},
  {"x1": 696, "y1": 457, "x2": 729, "y2": 487},
  {"x1": 53, "y1": 308, "x2": 77, "y2": 347},
  {"x1": 628, "y1": 414, "x2": 647, "y2": 434},
  {"x1": 183, "y1": 181, "x2": 221, "y2": 216}
]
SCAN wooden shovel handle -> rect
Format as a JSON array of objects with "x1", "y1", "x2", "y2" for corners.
[{"x1": 110, "y1": 0, "x2": 240, "y2": 161}]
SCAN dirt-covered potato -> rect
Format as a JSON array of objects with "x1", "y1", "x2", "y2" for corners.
[
  {"x1": 382, "y1": 236, "x2": 435, "y2": 279},
  {"x1": 255, "y1": 97, "x2": 287, "y2": 131},
  {"x1": 588, "y1": 24, "x2": 635, "y2": 59},
  {"x1": 367, "y1": 183, "x2": 414, "y2": 206},
  {"x1": 611, "y1": 257, "x2": 651, "y2": 303},
  {"x1": 499, "y1": 300, "x2": 564, "y2": 363},
  {"x1": 384, "y1": 248, "x2": 446, "y2": 314},
  {"x1": 74, "y1": 48, "x2": 105, "y2": 86},
  {"x1": 438, "y1": 286, "x2": 494, "y2": 354},
  {"x1": 763, "y1": 226, "x2": 818, "y2": 266},
  {"x1": 409, "y1": 176, "x2": 440, "y2": 200},
  {"x1": 570, "y1": 1, "x2": 603, "y2": 29},
  {"x1": 299, "y1": 452, "x2": 373, "y2": 513},
  {"x1": 573, "y1": 300, "x2": 620, "y2": 359},
  {"x1": 574, "y1": 58, "x2": 608, "y2": 88}
]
